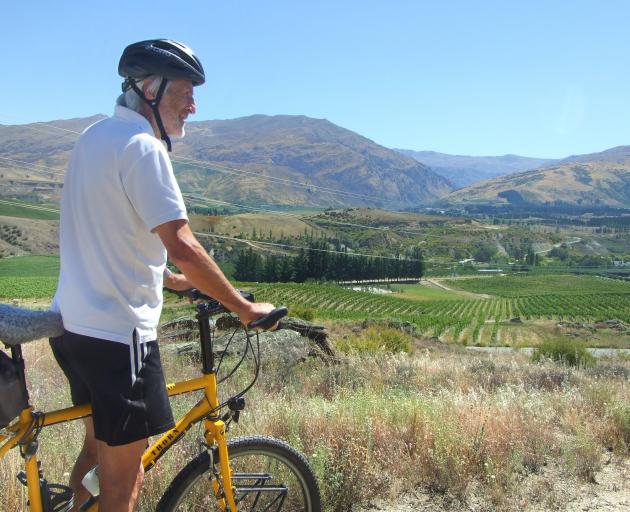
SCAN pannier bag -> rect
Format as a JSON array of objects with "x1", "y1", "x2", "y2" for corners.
[{"x1": 0, "y1": 350, "x2": 28, "y2": 428}]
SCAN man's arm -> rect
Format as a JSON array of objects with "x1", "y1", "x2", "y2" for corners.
[{"x1": 155, "y1": 219, "x2": 275, "y2": 326}]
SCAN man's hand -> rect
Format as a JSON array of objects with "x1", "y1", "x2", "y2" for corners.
[
  {"x1": 163, "y1": 268, "x2": 193, "y2": 291},
  {"x1": 238, "y1": 302, "x2": 278, "y2": 330}
]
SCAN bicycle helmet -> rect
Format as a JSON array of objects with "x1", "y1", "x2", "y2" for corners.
[{"x1": 118, "y1": 39, "x2": 205, "y2": 151}]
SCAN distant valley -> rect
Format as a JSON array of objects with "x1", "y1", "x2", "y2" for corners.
[{"x1": 396, "y1": 149, "x2": 555, "y2": 188}]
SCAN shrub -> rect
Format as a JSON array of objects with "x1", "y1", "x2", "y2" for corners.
[
  {"x1": 532, "y1": 338, "x2": 596, "y2": 368},
  {"x1": 337, "y1": 326, "x2": 412, "y2": 354},
  {"x1": 290, "y1": 306, "x2": 316, "y2": 321},
  {"x1": 612, "y1": 404, "x2": 630, "y2": 450}
]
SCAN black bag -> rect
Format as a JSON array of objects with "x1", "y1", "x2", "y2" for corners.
[{"x1": 0, "y1": 350, "x2": 28, "y2": 428}]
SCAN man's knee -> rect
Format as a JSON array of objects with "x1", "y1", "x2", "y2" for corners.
[{"x1": 97, "y1": 438, "x2": 147, "y2": 492}]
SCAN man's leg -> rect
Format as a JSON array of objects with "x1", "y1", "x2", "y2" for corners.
[
  {"x1": 97, "y1": 437, "x2": 148, "y2": 512},
  {"x1": 69, "y1": 418, "x2": 98, "y2": 512}
]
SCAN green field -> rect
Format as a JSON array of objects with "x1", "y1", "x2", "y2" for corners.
[
  {"x1": 0, "y1": 276, "x2": 58, "y2": 299},
  {"x1": 444, "y1": 273, "x2": 630, "y2": 297},
  {"x1": 0, "y1": 255, "x2": 59, "y2": 298},
  {"x1": 1, "y1": 257, "x2": 628, "y2": 348},
  {"x1": 392, "y1": 283, "x2": 460, "y2": 301},
  {"x1": 0, "y1": 255, "x2": 60, "y2": 277},
  {"x1": 0, "y1": 201, "x2": 59, "y2": 220},
  {"x1": 0, "y1": 255, "x2": 234, "y2": 299},
  {"x1": 252, "y1": 277, "x2": 630, "y2": 346}
]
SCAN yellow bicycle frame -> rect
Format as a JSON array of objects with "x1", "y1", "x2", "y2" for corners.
[{"x1": 0, "y1": 370, "x2": 238, "y2": 512}]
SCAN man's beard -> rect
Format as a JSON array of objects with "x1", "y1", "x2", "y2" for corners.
[{"x1": 168, "y1": 124, "x2": 186, "y2": 141}]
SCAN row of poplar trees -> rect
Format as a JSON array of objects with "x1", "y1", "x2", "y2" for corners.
[{"x1": 234, "y1": 240, "x2": 424, "y2": 282}]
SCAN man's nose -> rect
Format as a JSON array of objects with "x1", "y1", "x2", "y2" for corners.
[{"x1": 188, "y1": 99, "x2": 196, "y2": 114}]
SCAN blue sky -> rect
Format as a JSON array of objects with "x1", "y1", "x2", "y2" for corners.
[{"x1": 3, "y1": 1, "x2": 630, "y2": 158}]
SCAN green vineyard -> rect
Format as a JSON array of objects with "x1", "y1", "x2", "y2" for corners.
[
  {"x1": 443, "y1": 273, "x2": 630, "y2": 297},
  {"x1": 253, "y1": 278, "x2": 630, "y2": 345},
  {"x1": 1, "y1": 255, "x2": 627, "y2": 347}
]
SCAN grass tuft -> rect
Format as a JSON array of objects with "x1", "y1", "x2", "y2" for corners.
[
  {"x1": 335, "y1": 326, "x2": 412, "y2": 354},
  {"x1": 532, "y1": 338, "x2": 596, "y2": 368}
]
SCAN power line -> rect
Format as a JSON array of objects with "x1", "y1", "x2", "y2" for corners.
[
  {"x1": 184, "y1": 193, "x2": 431, "y2": 236},
  {"x1": 31, "y1": 121, "x2": 93, "y2": 135},
  {"x1": 0, "y1": 156, "x2": 64, "y2": 173},
  {"x1": 193, "y1": 232, "x2": 420, "y2": 261},
  {"x1": 0, "y1": 156, "x2": 65, "y2": 179},
  {"x1": 5, "y1": 119, "x2": 395, "y2": 206},
  {"x1": 1, "y1": 120, "x2": 454, "y2": 237},
  {"x1": 174, "y1": 154, "x2": 387, "y2": 203},
  {"x1": 0, "y1": 198, "x2": 418, "y2": 262},
  {"x1": 0, "y1": 155, "x2": 430, "y2": 237}
]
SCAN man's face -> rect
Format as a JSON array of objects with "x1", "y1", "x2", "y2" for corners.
[{"x1": 157, "y1": 79, "x2": 196, "y2": 138}]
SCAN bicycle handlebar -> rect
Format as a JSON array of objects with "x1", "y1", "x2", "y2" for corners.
[
  {"x1": 164, "y1": 288, "x2": 287, "y2": 330},
  {"x1": 166, "y1": 287, "x2": 254, "y2": 304}
]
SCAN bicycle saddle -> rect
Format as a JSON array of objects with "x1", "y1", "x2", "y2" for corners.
[{"x1": 0, "y1": 304, "x2": 64, "y2": 346}]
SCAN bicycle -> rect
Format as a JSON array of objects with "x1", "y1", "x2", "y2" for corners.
[{"x1": 0, "y1": 290, "x2": 322, "y2": 511}]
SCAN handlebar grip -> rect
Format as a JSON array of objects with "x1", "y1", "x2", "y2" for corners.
[{"x1": 247, "y1": 307, "x2": 288, "y2": 331}]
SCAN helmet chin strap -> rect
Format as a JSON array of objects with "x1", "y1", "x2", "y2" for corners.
[{"x1": 125, "y1": 77, "x2": 172, "y2": 151}]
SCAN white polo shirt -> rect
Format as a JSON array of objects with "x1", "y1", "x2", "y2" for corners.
[{"x1": 52, "y1": 105, "x2": 188, "y2": 345}]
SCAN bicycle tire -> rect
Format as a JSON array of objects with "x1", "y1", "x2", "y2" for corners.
[{"x1": 157, "y1": 435, "x2": 322, "y2": 512}]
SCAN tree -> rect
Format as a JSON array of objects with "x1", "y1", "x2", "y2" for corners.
[
  {"x1": 525, "y1": 248, "x2": 539, "y2": 266},
  {"x1": 234, "y1": 248, "x2": 262, "y2": 281},
  {"x1": 292, "y1": 249, "x2": 309, "y2": 282},
  {"x1": 473, "y1": 242, "x2": 498, "y2": 263}
]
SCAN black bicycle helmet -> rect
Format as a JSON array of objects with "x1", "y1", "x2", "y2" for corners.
[
  {"x1": 118, "y1": 39, "x2": 205, "y2": 151},
  {"x1": 118, "y1": 39, "x2": 205, "y2": 85}
]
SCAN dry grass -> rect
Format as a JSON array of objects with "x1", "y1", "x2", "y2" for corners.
[{"x1": 1, "y1": 332, "x2": 629, "y2": 511}]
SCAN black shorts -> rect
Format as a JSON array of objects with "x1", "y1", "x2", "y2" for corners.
[{"x1": 50, "y1": 330, "x2": 174, "y2": 446}]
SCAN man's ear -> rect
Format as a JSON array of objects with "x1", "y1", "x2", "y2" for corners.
[{"x1": 143, "y1": 78, "x2": 158, "y2": 101}]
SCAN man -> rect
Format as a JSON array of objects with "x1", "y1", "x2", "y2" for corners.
[{"x1": 50, "y1": 39, "x2": 275, "y2": 512}]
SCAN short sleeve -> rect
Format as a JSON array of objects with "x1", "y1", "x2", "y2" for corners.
[{"x1": 121, "y1": 138, "x2": 188, "y2": 231}]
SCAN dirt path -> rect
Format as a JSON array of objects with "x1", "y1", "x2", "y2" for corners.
[{"x1": 424, "y1": 278, "x2": 493, "y2": 299}]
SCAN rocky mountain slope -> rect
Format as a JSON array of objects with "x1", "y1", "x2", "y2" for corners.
[
  {"x1": 172, "y1": 115, "x2": 452, "y2": 208},
  {"x1": 0, "y1": 115, "x2": 453, "y2": 209}
]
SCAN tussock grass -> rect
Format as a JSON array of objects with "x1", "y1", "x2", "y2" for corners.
[
  {"x1": 532, "y1": 338, "x2": 596, "y2": 367},
  {"x1": 335, "y1": 326, "x2": 412, "y2": 354},
  {"x1": 1, "y1": 334, "x2": 629, "y2": 511},
  {"x1": 290, "y1": 305, "x2": 316, "y2": 321}
]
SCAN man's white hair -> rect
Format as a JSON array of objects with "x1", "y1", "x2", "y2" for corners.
[{"x1": 123, "y1": 76, "x2": 171, "y2": 112}]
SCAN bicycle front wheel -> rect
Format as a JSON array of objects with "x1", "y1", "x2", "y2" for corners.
[{"x1": 157, "y1": 435, "x2": 322, "y2": 512}]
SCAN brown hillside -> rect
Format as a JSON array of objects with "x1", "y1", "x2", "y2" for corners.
[{"x1": 446, "y1": 146, "x2": 630, "y2": 207}]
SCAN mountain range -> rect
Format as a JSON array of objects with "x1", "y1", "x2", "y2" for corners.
[
  {"x1": 0, "y1": 115, "x2": 452, "y2": 209},
  {"x1": 445, "y1": 146, "x2": 630, "y2": 208},
  {"x1": 1, "y1": 113, "x2": 629, "y2": 209},
  {"x1": 396, "y1": 149, "x2": 556, "y2": 188}
]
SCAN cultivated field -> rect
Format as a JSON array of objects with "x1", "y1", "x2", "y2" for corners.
[{"x1": 252, "y1": 277, "x2": 630, "y2": 347}]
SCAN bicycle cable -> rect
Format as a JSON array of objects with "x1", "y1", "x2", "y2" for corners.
[
  {"x1": 210, "y1": 326, "x2": 262, "y2": 416},
  {"x1": 216, "y1": 323, "x2": 251, "y2": 384}
]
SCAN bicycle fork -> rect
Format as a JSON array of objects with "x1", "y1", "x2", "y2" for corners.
[{"x1": 204, "y1": 418, "x2": 238, "y2": 512}]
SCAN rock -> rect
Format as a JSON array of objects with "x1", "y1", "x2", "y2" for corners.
[
  {"x1": 279, "y1": 317, "x2": 335, "y2": 356},
  {"x1": 159, "y1": 315, "x2": 336, "y2": 369}
]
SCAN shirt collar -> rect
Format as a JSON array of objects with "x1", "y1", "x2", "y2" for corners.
[{"x1": 113, "y1": 102, "x2": 156, "y2": 137}]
